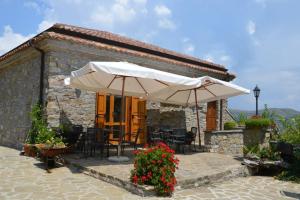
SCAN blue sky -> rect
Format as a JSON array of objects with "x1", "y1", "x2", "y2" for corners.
[{"x1": 1, "y1": 0, "x2": 300, "y2": 111}]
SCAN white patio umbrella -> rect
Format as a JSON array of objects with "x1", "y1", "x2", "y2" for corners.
[
  {"x1": 149, "y1": 76, "x2": 250, "y2": 146},
  {"x1": 65, "y1": 61, "x2": 199, "y2": 160}
]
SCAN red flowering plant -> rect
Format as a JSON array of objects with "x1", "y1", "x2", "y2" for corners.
[{"x1": 130, "y1": 142, "x2": 179, "y2": 196}]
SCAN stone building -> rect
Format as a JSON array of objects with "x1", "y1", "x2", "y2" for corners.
[{"x1": 0, "y1": 23, "x2": 235, "y2": 149}]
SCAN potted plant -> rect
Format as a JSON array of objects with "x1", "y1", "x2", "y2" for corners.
[
  {"x1": 24, "y1": 104, "x2": 42, "y2": 157},
  {"x1": 130, "y1": 143, "x2": 179, "y2": 196}
]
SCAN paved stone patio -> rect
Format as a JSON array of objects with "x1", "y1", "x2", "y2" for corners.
[
  {"x1": 64, "y1": 150, "x2": 247, "y2": 194},
  {"x1": 1, "y1": 146, "x2": 300, "y2": 199}
]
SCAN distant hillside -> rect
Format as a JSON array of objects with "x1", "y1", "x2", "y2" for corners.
[{"x1": 229, "y1": 108, "x2": 300, "y2": 120}]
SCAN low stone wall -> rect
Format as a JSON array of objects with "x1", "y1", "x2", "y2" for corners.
[
  {"x1": 204, "y1": 128, "x2": 272, "y2": 157},
  {"x1": 204, "y1": 130, "x2": 244, "y2": 156},
  {"x1": 243, "y1": 128, "x2": 271, "y2": 148}
]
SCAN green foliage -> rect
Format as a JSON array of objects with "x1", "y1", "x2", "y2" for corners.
[
  {"x1": 243, "y1": 145, "x2": 260, "y2": 155},
  {"x1": 131, "y1": 143, "x2": 179, "y2": 196},
  {"x1": 243, "y1": 144, "x2": 280, "y2": 160},
  {"x1": 236, "y1": 112, "x2": 248, "y2": 125},
  {"x1": 26, "y1": 104, "x2": 43, "y2": 144},
  {"x1": 26, "y1": 103, "x2": 64, "y2": 146},
  {"x1": 245, "y1": 118, "x2": 271, "y2": 129},
  {"x1": 278, "y1": 115, "x2": 300, "y2": 144},
  {"x1": 262, "y1": 104, "x2": 277, "y2": 124},
  {"x1": 224, "y1": 121, "x2": 237, "y2": 130},
  {"x1": 276, "y1": 155, "x2": 300, "y2": 183}
]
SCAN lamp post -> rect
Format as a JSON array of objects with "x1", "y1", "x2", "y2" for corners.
[{"x1": 253, "y1": 85, "x2": 260, "y2": 116}]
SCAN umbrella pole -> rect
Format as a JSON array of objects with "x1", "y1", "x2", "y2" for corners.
[
  {"x1": 118, "y1": 76, "x2": 126, "y2": 157},
  {"x1": 194, "y1": 89, "x2": 201, "y2": 147}
]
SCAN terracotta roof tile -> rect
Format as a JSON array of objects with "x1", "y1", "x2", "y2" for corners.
[{"x1": 0, "y1": 23, "x2": 235, "y2": 79}]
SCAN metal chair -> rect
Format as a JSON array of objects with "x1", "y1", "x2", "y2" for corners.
[
  {"x1": 170, "y1": 128, "x2": 186, "y2": 153},
  {"x1": 187, "y1": 127, "x2": 197, "y2": 151},
  {"x1": 148, "y1": 126, "x2": 163, "y2": 144},
  {"x1": 121, "y1": 128, "x2": 143, "y2": 152},
  {"x1": 84, "y1": 127, "x2": 110, "y2": 158}
]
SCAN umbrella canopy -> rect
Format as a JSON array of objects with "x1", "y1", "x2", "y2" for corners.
[
  {"x1": 148, "y1": 76, "x2": 250, "y2": 147},
  {"x1": 65, "y1": 61, "x2": 199, "y2": 159},
  {"x1": 149, "y1": 76, "x2": 250, "y2": 106},
  {"x1": 66, "y1": 61, "x2": 199, "y2": 97}
]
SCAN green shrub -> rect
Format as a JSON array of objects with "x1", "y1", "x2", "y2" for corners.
[
  {"x1": 236, "y1": 112, "x2": 247, "y2": 125},
  {"x1": 276, "y1": 158, "x2": 300, "y2": 183},
  {"x1": 243, "y1": 144, "x2": 280, "y2": 160},
  {"x1": 131, "y1": 143, "x2": 179, "y2": 196},
  {"x1": 245, "y1": 118, "x2": 271, "y2": 129},
  {"x1": 224, "y1": 121, "x2": 237, "y2": 130},
  {"x1": 26, "y1": 103, "x2": 64, "y2": 146},
  {"x1": 278, "y1": 115, "x2": 300, "y2": 144}
]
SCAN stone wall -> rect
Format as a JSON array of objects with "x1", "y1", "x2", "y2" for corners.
[
  {"x1": 204, "y1": 130, "x2": 244, "y2": 156},
  {"x1": 0, "y1": 37, "x2": 233, "y2": 148},
  {"x1": 243, "y1": 128, "x2": 271, "y2": 148},
  {"x1": 0, "y1": 50, "x2": 41, "y2": 149},
  {"x1": 204, "y1": 128, "x2": 272, "y2": 156},
  {"x1": 44, "y1": 39, "x2": 226, "y2": 135}
]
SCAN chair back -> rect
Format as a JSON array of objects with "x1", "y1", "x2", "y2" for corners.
[
  {"x1": 173, "y1": 128, "x2": 186, "y2": 136},
  {"x1": 191, "y1": 127, "x2": 197, "y2": 138},
  {"x1": 134, "y1": 128, "x2": 143, "y2": 145},
  {"x1": 86, "y1": 128, "x2": 98, "y2": 145}
]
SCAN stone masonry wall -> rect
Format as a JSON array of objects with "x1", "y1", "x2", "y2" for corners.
[
  {"x1": 204, "y1": 130, "x2": 244, "y2": 156},
  {"x1": 204, "y1": 128, "x2": 271, "y2": 156},
  {"x1": 0, "y1": 51, "x2": 41, "y2": 149},
  {"x1": 0, "y1": 37, "x2": 232, "y2": 149},
  {"x1": 44, "y1": 39, "x2": 228, "y2": 134}
]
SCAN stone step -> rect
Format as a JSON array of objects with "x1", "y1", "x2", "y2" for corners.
[
  {"x1": 176, "y1": 165, "x2": 249, "y2": 190},
  {"x1": 63, "y1": 156, "x2": 249, "y2": 197}
]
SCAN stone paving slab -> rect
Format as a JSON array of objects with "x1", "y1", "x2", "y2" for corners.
[
  {"x1": 1, "y1": 146, "x2": 300, "y2": 200},
  {"x1": 63, "y1": 150, "x2": 248, "y2": 195}
]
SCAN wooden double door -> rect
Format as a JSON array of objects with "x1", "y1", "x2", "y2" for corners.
[{"x1": 95, "y1": 93, "x2": 147, "y2": 144}]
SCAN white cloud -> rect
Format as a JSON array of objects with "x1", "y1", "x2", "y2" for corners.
[
  {"x1": 133, "y1": 0, "x2": 147, "y2": 5},
  {"x1": 220, "y1": 55, "x2": 231, "y2": 62},
  {"x1": 204, "y1": 54, "x2": 214, "y2": 62},
  {"x1": 154, "y1": 4, "x2": 176, "y2": 30},
  {"x1": 158, "y1": 18, "x2": 176, "y2": 30},
  {"x1": 91, "y1": 1, "x2": 137, "y2": 27},
  {"x1": 181, "y1": 37, "x2": 195, "y2": 55},
  {"x1": 247, "y1": 20, "x2": 256, "y2": 35},
  {"x1": 184, "y1": 44, "x2": 195, "y2": 54},
  {"x1": 255, "y1": 0, "x2": 267, "y2": 8},
  {"x1": 154, "y1": 5, "x2": 171, "y2": 16},
  {"x1": 0, "y1": 26, "x2": 34, "y2": 55},
  {"x1": 24, "y1": 1, "x2": 41, "y2": 13},
  {"x1": 204, "y1": 51, "x2": 232, "y2": 66},
  {"x1": 37, "y1": 20, "x2": 55, "y2": 33}
]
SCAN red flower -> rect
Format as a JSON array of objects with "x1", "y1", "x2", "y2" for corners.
[
  {"x1": 133, "y1": 150, "x2": 140, "y2": 155},
  {"x1": 132, "y1": 175, "x2": 138, "y2": 184},
  {"x1": 141, "y1": 176, "x2": 147, "y2": 182}
]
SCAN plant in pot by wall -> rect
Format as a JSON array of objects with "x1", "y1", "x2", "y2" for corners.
[
  {"x1": 24, "y1": 104, "x2": 65, "y2": 157},
  {"x1": 24, "y1": 104, "x2": 43, "y2": 156},
  {"x1": 245, "y1": 118, "x2": 271, "y2": 129},
  {"x1": 130, "y1": 143, "x2": 179, "y2": 196},
  {"x1": 224, "y1": 121, "x2": 237, "y2": 130}
]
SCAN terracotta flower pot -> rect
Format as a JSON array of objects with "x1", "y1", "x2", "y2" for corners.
[{"x1": 23, "y1": 144, "x2": 37, "y2": 157}]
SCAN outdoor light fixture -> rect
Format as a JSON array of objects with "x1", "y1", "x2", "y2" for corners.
[{"x1": 253, "y1": 85, "x2": 260, "y2": 116}]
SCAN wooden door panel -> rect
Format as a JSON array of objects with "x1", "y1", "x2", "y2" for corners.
[
  {"x1": 96, "y1": 94, "x2": 146, "y2": 144},
  {"x1": 96, "y1": 93, "x2": 106, "y2": 128},
  {"x1": 130, "y1": 97, "x2": 146, "y2": 144},
  {"x1": 206, "y1": 101, "x2": 217, "y2": 131}
]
